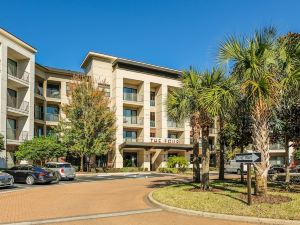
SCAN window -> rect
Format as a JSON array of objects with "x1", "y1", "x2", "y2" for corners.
[
  {"x1": 35, "y1": 81, "x2": 44, "y2": 96},
  {"x1": 98, "y1": 83, "x2": 110, "y2": 97},
  {"x1": 150, "y1": 112, "x2": 155, "y2": 127},
  {"x1": 7, "y1": 118, "x2": 17, "y2": 140},
  {"x1": 123, "y1": 87, "x2": 137, "y2": 101},
  {"x1": 47, "y1": 83, "x2": 60, "y2": 98},
  {"x1": 168, "y1": 133, "x2": 178, "y2": 139},
  {"x1": 7, "y1": 88, "x2": 17, "y2": 108},
  {"x1": 34, "y1": 125, "x2": 44, "y2": 137},
  {"x1": 7, "y1": 58, "x2": 17, "y2": 76},
  {"x1": 34, "y1": 104, "x2": 44, "y2": 120},
  {"x1": 150, "y1": 91, "x2": 155, "y2": 106},
  {"x1": 46, "y1": 105, "x2": 59, "y2": 121},
  {"x1": 123, "y1": 130, "x2": 137, "y2": 142},
  {"x1": 150, "y1": 132, "x2": 155, "y2": 138},
  {"x1": 123, "y1": 109, "x2": 137, "y2": 124}
]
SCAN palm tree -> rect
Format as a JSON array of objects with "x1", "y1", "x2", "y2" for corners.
[
  {"x1": 167, "y1": 69, "x2": 211, "y2": 184},
  {"x1": 198, "y1": 67, "x2": 238, "y2": 180},
  {"x1": 218, "y1": 27, "x2": 282, "y2": 195}
]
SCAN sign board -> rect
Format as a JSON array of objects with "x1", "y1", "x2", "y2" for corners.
[
  {"x1": 150, "y1": 138, "x2": 179, "y2": 144},
  {"x1": 235, "y1": 153, "x2": 261, "y2": 163}
]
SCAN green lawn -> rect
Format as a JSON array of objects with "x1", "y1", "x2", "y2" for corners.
[{"x1": 152, "y1": 180, "x2": 300, "y2": 220}]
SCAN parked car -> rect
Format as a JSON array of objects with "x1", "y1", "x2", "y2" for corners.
[
  {"x1": 224, "y1": 160, "x2": 247, "y2": 174},
  {"x1": 44, "y1": 162, "x2": 76, "y2": 181},
  {"x1": 4, "y1": 165, "x2": 58, "y2": 185},
  {"x1": 0, "y1": 171, "x2": 14, "y2": 188}
]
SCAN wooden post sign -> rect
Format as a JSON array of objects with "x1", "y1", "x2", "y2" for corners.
[{"x1": 235, "y1": 153, "x2": 262, "y2": 206}]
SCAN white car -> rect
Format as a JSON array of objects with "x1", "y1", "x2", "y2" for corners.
[
  {"x1": 44, "y1": 162, "x2": 76, "y2": 181},
  {"x1": 0, "y1": 171, "x2": 14, "y2": 188},
  {"x1": 225, "y1": 160, "x2": 247, "y2": 174}
]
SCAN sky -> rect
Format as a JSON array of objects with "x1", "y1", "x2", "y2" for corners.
[{"x1": 1, "y1": 0, "x2": 300, "y2": 72}]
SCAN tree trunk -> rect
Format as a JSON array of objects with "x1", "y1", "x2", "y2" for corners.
[
  {"x1": 201, "y1": 126, "x2": 210, "y2": 190},
  {"x1": 252, "y1": 103, "x2": 270, "y2": 196},
  {"x1": 219, "y1": 115, "x2": 225, "y2": 180},
  {"x1": 284, "y1": 136, "x2": 290, "y2": 183},
  {"x1": 80, "y1": 154, "x2": 84, "y2": 172},
  {"x1": 240, "y1": 145, "x2": 245, "y2": 183},
  {"x1": 191, "y1": 113, "x2": 201, "y2": 183}
]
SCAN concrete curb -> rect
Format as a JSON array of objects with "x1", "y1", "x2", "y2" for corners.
[{"x1": 147, "y1": 191, "x2": 300, "y2": 225}]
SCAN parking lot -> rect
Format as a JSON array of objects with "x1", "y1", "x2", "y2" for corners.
[{"x1": 0, "y1": 172, "x2": 175, "y2": 193}]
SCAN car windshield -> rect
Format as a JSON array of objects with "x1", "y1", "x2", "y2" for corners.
[{"x1": 58, "y1": 164, "x2": 71, "y2": 168}]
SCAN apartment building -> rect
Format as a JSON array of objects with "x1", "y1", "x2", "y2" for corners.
[{"x1": 0, "y1": 28, "x2": 291, "y2": 169}]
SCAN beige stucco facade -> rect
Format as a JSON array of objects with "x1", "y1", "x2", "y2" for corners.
[{"x1": 0, "y1": 28, "x2": 291, "y2": 169}]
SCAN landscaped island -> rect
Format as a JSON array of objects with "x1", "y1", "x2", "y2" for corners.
[{"x1": 152, "y1": 180, "x2": 300, "y2": 220}]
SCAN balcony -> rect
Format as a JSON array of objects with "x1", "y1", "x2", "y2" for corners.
[
  {"x1": 123, "y1": 93, "x2": 143, "y2": 102},
  {"x1": 7, "y1": 71, "x2": 29, "y2": 86},
  {"x1": 34, "y1": 108, "x2": 44, "y2": 121},
  {"x1": 6, "y1": 128, "x2": 28, "y2": 143},
  {"x1": 209, "y1": 128, "x2": 218, "y2": 134},
  {"x1": 269, "y1": 143, "x2": 285, "y2": 153},
  {"x1": 47, "y1": 89, "x2": 60, "y2": 99},
  {"x1": 123, "y1": 116, "x2": 143, "y2": 125},
  {"x1": 150, "y1": 120, "x2": 155, "y2": 127},
  {"x1": 167, "y1": 120, "x2": 183, "y2": 129},
  {"x1": 7, "y1": 97, "x2": 29, "y2": 116},
  {"x1": 45, "y1": 113, "x2": 59, "y2": 122},
  {"x1": 150, "y1": 100, "x2": 155, "y2": 107},
  {"x1": 35, "y1": 85, "x2": 44, "y2": 97},
  {"x1": 123, "y1": 137, "x2": 143, "y2": 143}
]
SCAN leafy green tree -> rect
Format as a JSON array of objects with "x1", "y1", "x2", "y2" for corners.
[
  {"x1": 15, "y1": 135, "x2": 66, "y2": 165},
  {"x1": 270, "y1": 33, "x2": 300, "y2": 183},
  {"x1": 57, "y1": 77, "x2": 116, "y2": 172},
  {"x1": 198, "y1": 67, "x2": 238, "y2": 180},
  {"x1": 167, "y1": 69, "x2": 212, "y2": 186},
  {"x1": 0, "y1": 134, "x2": 4, "y2": 150}
]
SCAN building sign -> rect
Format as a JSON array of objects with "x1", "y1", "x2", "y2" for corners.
[{"x1": 150, "y1": 138, "x2": 179, "y2": 144}]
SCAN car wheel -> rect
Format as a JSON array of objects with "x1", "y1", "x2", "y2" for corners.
[
  {"x1": 68, "y1": 178, "x2": 75, "y2": 181},
  {"x1": 53, "y1": 172, "x2": 61, "y2": 183},
  {"x1": 25, "y1": 176, "x2": 35, "y2": 185},
  {"x1": 237, "y1": 169, "x2": 241, "y2": 175}
]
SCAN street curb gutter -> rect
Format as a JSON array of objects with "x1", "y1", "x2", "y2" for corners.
[{"x1": 147, "y1": 191, "x2": 300, "y2": 225}]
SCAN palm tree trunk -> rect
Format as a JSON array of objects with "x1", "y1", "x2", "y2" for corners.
[
  {"x1": 201, "y1": 126, "x2": 210, "y2": 190},
  {"x1": 252, "y1": 104, "x2": 270, "y2": 196},
  {"x1": 191, "y1": 113, "x2": 201, "y2": 183},
  {"x1": 284, "y1": 136, "x2": 290, "y2": 183},
  {"x1": 219, "y1": 115, "x2": 225, "y2": 180}
]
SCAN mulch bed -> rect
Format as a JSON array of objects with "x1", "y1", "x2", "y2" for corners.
[{"x1": 240, "y1": 194, "x2": 292, "y2": 204}]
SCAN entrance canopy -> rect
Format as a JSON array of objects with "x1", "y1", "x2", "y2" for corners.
[{"x1": 120, "y1": 141, "x2": 193, "y2": 151}]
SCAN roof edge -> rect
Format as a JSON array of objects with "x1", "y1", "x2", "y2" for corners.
[
  {"x1": 81, "y1": 51, "x2": 117, "y2": 68},
  {"x1": 0, "y1": 28, "x2": 37, "y2": 53}
]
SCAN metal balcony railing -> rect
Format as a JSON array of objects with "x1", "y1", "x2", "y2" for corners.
[
  {"x1": 34, "y1": 108, "x2": 44, "y2": 120},
  {"x1": 123, "y1": 117, "x2": 143, "y2": 125},
  {"x1": 167, "y1": 120, "x2": 183, "y2": 128},
  {"x1": 47, "y1": 89, "x2": 60, "y2": 98},
  {"x1": 6, "y1": 128, "x2": 28, "y2": 141},
  {"x1": 7, "y1": 71, "x2": 29, "y2": 83},
  {"x1": 123, "y1": 93, "x2": 143, "y2": 102},
  {"x1": 7, "y1": 96, "x2": 29, "y2": 113},
  {"x1": 150, "y1": 100, "x2": 155, "y2": 106},
  {"x1": 150, "y1": 120, "x2": 155, "y2": 127},
  {"x1": 269, "y1": 143, "x2": 285, "y2": 150},
  {"x1": 123, "y1": 137, "x2": 143, "y2": 143},
  {"x1": 209, "y1": 128, "x2": 218, "y2": 134},
  {"x1": 45, "y1": 113, "x2": 59, "y2": 122}
]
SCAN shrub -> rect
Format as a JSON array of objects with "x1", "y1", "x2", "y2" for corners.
[
  {"x1": 167, "y1": 156, "x2": 188, "y2": 169},
  {"x1": 159, "y1": 168, "x2": 178, "y2": 174}
]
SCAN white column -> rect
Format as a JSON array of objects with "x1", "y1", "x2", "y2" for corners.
[
  {"x1": 112, "y1": 70, "x2": 124, "y2": 168},
  {"x1": 143, "y1": 81, "x2": 150, "y2": 142}
]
